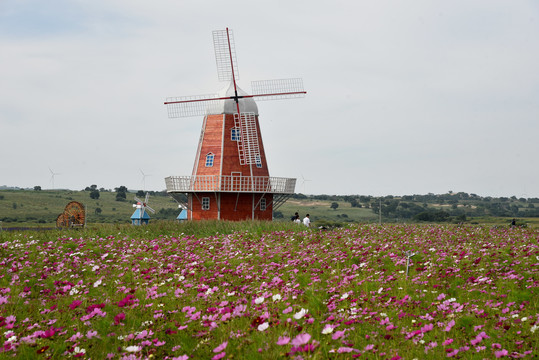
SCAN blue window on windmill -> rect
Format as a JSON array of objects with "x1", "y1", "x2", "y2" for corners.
[
  {"x1": 255, "y1": 154, "x2": 262, "y2": 168},
  {"x1": 205, "y1": 153, "x2": 214, "y2": 167},
  {"x1": 231, "y1": 127, "x2": 240, "y2": 141}
]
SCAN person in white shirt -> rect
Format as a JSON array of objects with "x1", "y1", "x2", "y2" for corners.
[{"x1": 303, "y1": 214, "x2": 311, "y2": 227}]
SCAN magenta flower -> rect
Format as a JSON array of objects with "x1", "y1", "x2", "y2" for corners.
[
  {"x1": 69, "y1": 300, "x2": 82, "y2": 310},
  {"x1": 114, "y1": 313, "x2": 125, "y2": 325}
]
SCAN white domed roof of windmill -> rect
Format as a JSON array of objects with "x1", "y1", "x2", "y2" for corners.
[{"x1": 207, "y1": 81, "x2": 258, "y2": 115}]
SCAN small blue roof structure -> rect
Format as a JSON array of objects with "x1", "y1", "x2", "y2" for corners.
[
  {"x1": 131, "y1": 208, "x2": 151, "y2": 225},
  {"x1": 177, "y1": 209, "x2": 187, "y2": 221}
]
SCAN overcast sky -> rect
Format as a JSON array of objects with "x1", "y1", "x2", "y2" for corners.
[{"x1": 1, "y1": 0, "x2": 538, "y2": 197}]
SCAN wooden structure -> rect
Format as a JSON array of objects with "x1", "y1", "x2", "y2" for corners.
[
  {"x1": 56, "y1": 201, "x2": 86, "y2": 228},
  {"x1": 164, "y1": 28, "x2": 305, "y2": 220}
]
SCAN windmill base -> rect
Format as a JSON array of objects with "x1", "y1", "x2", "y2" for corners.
[{"x1": 169, "y1": 192, "x2": 274, "y2": 221}]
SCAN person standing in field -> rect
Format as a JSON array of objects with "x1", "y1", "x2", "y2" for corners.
[{"x1": 303, "y1": 214, "x2": 311, "y2": 227}]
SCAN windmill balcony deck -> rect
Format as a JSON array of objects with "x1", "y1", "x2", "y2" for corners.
[{"x1": 165, "y1": 175, "x2": 296, "y2": 194}]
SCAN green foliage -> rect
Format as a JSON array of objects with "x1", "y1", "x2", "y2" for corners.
[{"x1": 90, "y1": 189, "x2": 100, "y2": 199}]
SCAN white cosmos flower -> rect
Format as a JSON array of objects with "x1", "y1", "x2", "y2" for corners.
[
  {"x1": 93, "y1": 279, "x2": 102, "y2": 288},
  {"x1": 254, "y1": 296, "x2": 265, "y2": 304},
  {"x1": 272, "y1": 294, "x2": 282, "y2": 301},
  {"x1": 125, "y1": 345, "x2": 141, "y2": 352},
  {"x1": 340, "y1": 293, "x2": 349, "y2": 300},
  {"x1": 321, "y1": 325, "x2": 334, "y2": 334},
  {"x1": 293, "y1": 308, "x2": 308, "y2": 320},
  {"x1": 74, "y1": 347, "x2": 86, "y2": 354},
  {"x1": 257, "y1": 322, "x2": 269, "y2": 331}
]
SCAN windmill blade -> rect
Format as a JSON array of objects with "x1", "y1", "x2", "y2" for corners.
[
  {"x1": 251, "y1": 78, "x2": 306, "y2": 101},
  {"x1": 144, "y1": 193, "x2": 149, "y2": 204},
  {"x1": 134, "y1": 196, "x2": 143, "y2": 204},
  {"x1": 164, "y1": 94, "x2": 223, "y2": 118},
  {"x1": 145, "y1": 205, "x2": 156, "y2": 214},
  {"x1": 212, "y1": 28, "x2": 239, "y2": 82}
]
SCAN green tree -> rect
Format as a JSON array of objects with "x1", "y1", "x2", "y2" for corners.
[
  {"x1": 330, "y1": 202, "x2": 339, "y2": 210},
  {"x1": 115, "y1": 186, "x2": 128, "y2": 201},
  {"x1": 34, "y1": 186, "x2": 42, "y2": 191},
  {"x1": 90, "y1": 189, "x2": 100, "y2": 199},
  {"x1": 95, "y1": 207, "x2": 102, "y2": 215},
  {"x1": 136, "y1": 190, "x2": 145, "y2": 197}
]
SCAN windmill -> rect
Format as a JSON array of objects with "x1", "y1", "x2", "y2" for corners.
[
  {"x1": 164, "y1": 28, "x2": 306, "y2": 220},
  {"x1": 140, "y1": 169, "x2": 151, "y2": 192},
  {"x1": 300, "y1": 174, "x2": 312, "y2": 194},
  {"x1": 49, "y1": 167, "x2": 60, "y2": 190},
  {"x1": 131, "y1": 193, "x2": 155, "y2": 225}
]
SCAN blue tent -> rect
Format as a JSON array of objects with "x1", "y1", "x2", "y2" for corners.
[
  {"x1": 131, "y1": 208, "x2": 151, "y2": 225},
  {"x1": 177, "y1": 209, "x2": 187, "y2": 221}
]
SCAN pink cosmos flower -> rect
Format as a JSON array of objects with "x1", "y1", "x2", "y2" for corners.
[
  {"x1": 276, "y1": 336, "x2": 290, "y2": 345},
  {"x1": 443, "y1": 339, "x2": 453, "y2": 346},
  {"x1": 332, "y1": 330, "x2": 345, "y2": 340},
  {"x1": 291, "y1": 333, "x2": 311, "y2": 347},
  {"x1": 447, "y1": 349, "x2": 459, "y2": 357},
  {"x1": 212, "y1": 352, "x2": 225, "y2": 360},
  {"x1": 213, "y1": 341, "x2": 228, "y2": 353},
  {"x1": 282, "y1": 306, "x2": 293, "y2": 314},
  {"x1": 494, "y1": 349, "x2": 509, "y2": 358},
  {"x1": 444, "y1": 319, "x2": 455, "y2": 332}
]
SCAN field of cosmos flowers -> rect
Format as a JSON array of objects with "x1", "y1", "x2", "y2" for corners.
[{"x1": 1, "y1": 224, "x2": 538, "y2": 359}]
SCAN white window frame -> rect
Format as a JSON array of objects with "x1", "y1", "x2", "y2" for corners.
[
  {"x1": 202, "y1": 197, "x2": 210, "y2": 210},
  {"x1": 255, "y1": 154, "x2": 262, "y2": 168},
  {"x1": 231, "y1": 127, "x2": 240, "y2": 141},
  {"x1": 260, "y1": 198, "x2": 266, "y2": 211}
]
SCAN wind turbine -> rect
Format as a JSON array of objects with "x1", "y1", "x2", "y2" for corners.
[
  {"x1": 140, "y1": 169, "x2": 151, "y2": 192},
  {"x1": 49, "y1": 167, "x2": 60, "y2": 190},
  {"x1": 300, "y1": 174, "x2": 312, "y2": 194}
]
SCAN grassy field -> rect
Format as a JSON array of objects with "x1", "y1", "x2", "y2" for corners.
[
  {"x1": 1, "y1": 189, "x2": 538, "y2": 229},
  {"x1": 0, "y1": 190, "x2": 381, "y2": 228},
  {"x1": 0, "y1": 190, "x2": 180, "y2": 226}
]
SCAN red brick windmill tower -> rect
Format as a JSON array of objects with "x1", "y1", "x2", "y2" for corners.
[{"x1": 164, "y1": 28, "x2": 306, "y2": 220}]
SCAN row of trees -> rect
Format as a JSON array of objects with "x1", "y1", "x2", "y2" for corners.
[{"x1": 304, "y1": 191, "x2": 539, "y2": 220}]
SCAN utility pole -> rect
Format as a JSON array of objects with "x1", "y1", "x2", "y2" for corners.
[{"x1": 379, "y1": 198, "x2": 382, "y2": 225}]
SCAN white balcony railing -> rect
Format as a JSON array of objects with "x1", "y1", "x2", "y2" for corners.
[{"x1": 165, "y1": 175, "x2": 296, "y2": 194}]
